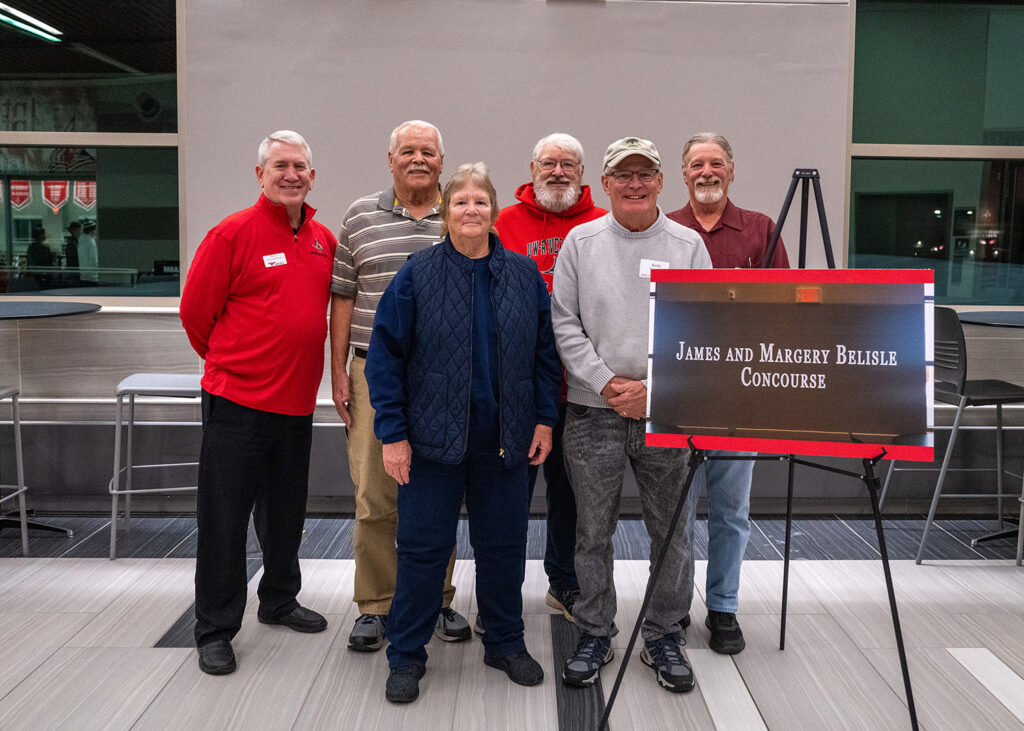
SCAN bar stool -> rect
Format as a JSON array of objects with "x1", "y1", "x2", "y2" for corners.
[
  {"x1": 0, "y1": 386, "x2": 29, "y2": 556},
  {"x1": 109, "y1": 373, "x2": 202, "y2": 559}
]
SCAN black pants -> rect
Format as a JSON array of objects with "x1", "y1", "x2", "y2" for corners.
[{"x1": 194, "y1": 391, "x2": 313, "y2": 647}]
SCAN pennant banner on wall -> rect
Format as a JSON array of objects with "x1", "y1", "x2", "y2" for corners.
[
  {"x1": 10, "y1": 180, "x2": 31, "y2": 210},
  {"x1": 43, "y1": 180, "x2": 69, "y2": 212},
  {"x1": 74, "y1": 181, "x2": 97, "y2": 209}
]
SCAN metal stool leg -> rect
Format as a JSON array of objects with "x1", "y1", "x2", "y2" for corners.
[
  {"x1": 12, "y1": 394, "x2": 29, "y2": 556},
  {"x1": 995, "y1": 404, "x2": 1005, "y2": 531},
  {"x1": 916, "y1": 396, "x2": 966, "y2": 564},
  {"x1": 110, "y1": 394, "x2": 124, "y2": 560},
  {"x1": 879, "y1": 459, "x2": 897, "y2": 511},
  {"x1": 125, "y1": 394, "x2": 134, "y2": 528}
]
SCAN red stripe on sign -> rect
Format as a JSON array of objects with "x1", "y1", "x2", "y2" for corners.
[
  {"x1": 651, "y1": 269, "x2": 934, "y2": 284},
  {"x1": 645, "y1": 432, "x2": 933, "y2": 462}
]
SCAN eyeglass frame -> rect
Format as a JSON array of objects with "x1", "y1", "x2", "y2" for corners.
[
  {"x1": 604, "y1": 168, "x2": 661, "y2": 184},
  {"x1": 535, "y1": 158, "x2": 579, "y2": 172}
]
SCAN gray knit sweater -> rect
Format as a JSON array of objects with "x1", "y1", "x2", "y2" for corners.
[{"x1": 551, "y1": 209, "x2": 712, "y2": 408}]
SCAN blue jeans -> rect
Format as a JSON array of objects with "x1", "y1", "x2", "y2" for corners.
[
  {"x1": 688, "y1": 451, "x2": 754, "y2": 614},
  {"x1": 387, "y1": 451, "x2": 529, "y2": 669},
  {"x1": 562, "y1": 403, "x2": 694, "y2": 641},
  {"x1": 527, "y1": 403, "x2": 578, "y2": 592}
]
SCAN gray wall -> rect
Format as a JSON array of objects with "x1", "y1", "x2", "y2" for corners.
[{"x1": 182, "y1": 0, "x2": 850, "y2": 268}]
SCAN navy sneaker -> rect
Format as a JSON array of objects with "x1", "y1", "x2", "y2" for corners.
[
  {"x1": 562, "y1": 633, "x2": 613, "y2": 686},
  {"x1": 640, "y1": 633, "x2": 695, "y2": 693},
  {"x1": 385, "y1": 664, "x2": 425, "y2": 703},
  {"x1": 705, "y1": 610, "x2": 746, "y2": 654}
]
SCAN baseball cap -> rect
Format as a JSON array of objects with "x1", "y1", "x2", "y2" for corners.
[{"x1": 603, "y1": 137, "x2": 661, "y2": 171}]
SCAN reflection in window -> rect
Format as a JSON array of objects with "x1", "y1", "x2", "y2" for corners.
[
  {"x1": 850, "y1": 158, "x2": 1024, "y2": 305},
  {"x1": 0, "y1": 2, "x2": 176, "y2": 133},
  {"x1": 0, "y1": 146, "x2": 179, "y2": 296}
]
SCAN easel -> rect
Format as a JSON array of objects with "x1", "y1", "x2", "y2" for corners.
[{"x1": 599, "y1": 170, "x2": 919, "y2": 731}]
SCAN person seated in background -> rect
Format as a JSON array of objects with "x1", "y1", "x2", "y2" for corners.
[
  {"x1": 78, "y1": 219, "x2": 99, "y2": 285},
  {"x1": 366, "y1": 162, "x2": 561, "y2": 703}
]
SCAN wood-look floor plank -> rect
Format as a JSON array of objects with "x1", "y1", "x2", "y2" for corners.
[
  {"x1": 864, "y1": 646, "x2": 1024, "y2": 731},
  {"x1": 735, "y1": 614, "x2": 911, "y2": 729},
  {"x1": 0, "y1": 613, "x2": 95, "y2": 699},
  {"x1": 0, "y1": 557, "x2": 148, "y2": 613},
  {"x1": 0, "y1": 647, "x2": 190, "y2": 729},
  {"x1": 687, "y1": 649, "x2": 767, "y2": 730},
  {"x1": 959, "y1": 612, "x2": 1024, "y2": 679},
  {"x1": 134, "y1": 614, "x2": 343, "y2": 729},
  {"x1": 948, "y1": 648, "x2": 1024, "y2": 724},
  {"x1": 65, "y1": 558, "x2": 194, "y2": 648}
]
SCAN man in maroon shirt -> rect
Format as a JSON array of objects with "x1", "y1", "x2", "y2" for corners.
[{"x1": 666, "y1": 132, "x2": 788, "y2": 656}]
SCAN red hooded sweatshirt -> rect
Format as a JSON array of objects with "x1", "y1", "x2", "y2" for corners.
[{"x1": 495, "y1": 183, "x2": 607, "y2": 294}]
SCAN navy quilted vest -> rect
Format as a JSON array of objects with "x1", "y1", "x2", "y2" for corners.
[{"x1": 404, "y1": 236, "x2": 543, "y2": 466}]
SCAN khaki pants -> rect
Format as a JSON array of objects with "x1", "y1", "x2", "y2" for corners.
[{"x1": 348, "y1": 355, "x2": 456, "y2": 614}]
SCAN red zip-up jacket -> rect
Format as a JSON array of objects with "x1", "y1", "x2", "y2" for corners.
[{"x1": 181, "y1": 194, "x2": 337, "y2": 416}]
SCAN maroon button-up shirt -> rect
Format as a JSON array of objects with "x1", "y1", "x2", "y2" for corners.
[{"x1": 667, "y1": 199, "x2": 790, "y2": 269}]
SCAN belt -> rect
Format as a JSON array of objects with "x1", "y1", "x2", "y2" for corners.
[{"x1": 354, "y1": 347, "x2": 369, "y2": 359}]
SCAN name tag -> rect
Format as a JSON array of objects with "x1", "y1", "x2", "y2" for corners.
[
  {"x1": 639, "y1": 259, "x2": 669, "y2": 278},
  {"x1": 263, "y1": 253, "x2": 287, "y2": 268}
]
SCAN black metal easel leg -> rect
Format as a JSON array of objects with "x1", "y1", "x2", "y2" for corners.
[
  {"x1": 864, "y1": 456, "x2": 919, "y2": 731},
  {"x1": 598, "y1": 446, "x2": 703, "y2": 731},
  {"x1": 780, "y1": 455, "x2": 796, "y2": 650}
]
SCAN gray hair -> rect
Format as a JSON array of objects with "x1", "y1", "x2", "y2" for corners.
[
  {"x1": 258, "y1": 130, "x2": 312, "y2": 168},
  {"x1": 681, "y1": 132, "x2": 734, "y2": 167},
  {"x1": 532, "y1": 133, "x2": 584, "y2": 164},
  {"x1": 440, "y1": 162, "x2": 499, "y2": 237},
  {"x1": 389, "y1": 120, "x2": 445, "y2": 156}
]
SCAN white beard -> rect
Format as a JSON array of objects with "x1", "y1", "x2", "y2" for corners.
[
  {"x1": 694, "y1": 184, "x2": 725, "y2": 205},
  {"x1": 534, "y1": 180, "x2": 582, "y2": 213}
]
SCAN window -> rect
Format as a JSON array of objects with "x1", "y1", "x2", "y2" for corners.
[
  {"x1": 851, "y1": 1, "x2": 1024, "y2": 304},
  {"x1": 0, "y1": 1, "x2": 178, "y2": 297}
]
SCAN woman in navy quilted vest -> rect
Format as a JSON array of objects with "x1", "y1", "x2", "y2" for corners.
[{"x1": 366, "y1": 162, "x2": 561, "y2": 703}]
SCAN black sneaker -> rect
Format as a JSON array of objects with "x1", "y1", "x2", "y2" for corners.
[
  {"x1": 385, "y1": 664, "x2": 426, "y2": 703},
  {"x1": 485, "y1": 650, "x2": 544, "y2": 686},
  {"x1": 562, "y1": 633, "x2": 613, "y2": 686},
  {"x1": 434, "y1": 607, "x2": 471, "y2": 642},
  {"x1": 705, "y1": 610, "x2": 746, "y2": 654},
  {"x1": 545, "y1": 586, "x2": 580, "y2": 623},
  {"x1": 348, "y1": 613, "x2": 387, "y2": 652},
  {"x1": 640, "y1": 633, "x2": 695, "y2": 693}
]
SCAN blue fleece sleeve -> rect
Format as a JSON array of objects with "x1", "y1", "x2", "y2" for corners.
[
  {"x1": 533, "y1": 272, "x2": 561, "y2": 428},
  {"x1": 365, "y1": 263, "x2": 415, "y2": 444}
]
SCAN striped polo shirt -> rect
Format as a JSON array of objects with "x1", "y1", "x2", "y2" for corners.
[{"x1": 331, "y1": 187, "x2": 442, "y2": 350}]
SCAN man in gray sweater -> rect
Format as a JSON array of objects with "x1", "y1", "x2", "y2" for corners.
[{"x1": 551, "y1": 137, "x2": 712, "y2": 694}]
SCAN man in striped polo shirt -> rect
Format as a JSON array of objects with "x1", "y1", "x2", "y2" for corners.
[{"x1": 329, "y1": 120, "x2": 471, "y2": 653}]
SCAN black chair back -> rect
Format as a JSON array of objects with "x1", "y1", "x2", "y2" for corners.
[{"x1": 933, "y1": 306, "x2": 967, "y2": 399}]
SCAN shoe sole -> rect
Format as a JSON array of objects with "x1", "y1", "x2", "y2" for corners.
[
  {"x1": 348, "y1": 637, "x2": 386, "y2": 652},
  {"x1": 434, "y1": 627, "x2": 472, "y2": 643},
  {"x1": 640, "y1": 648, "x2": 695, "y2": 693},
  {"x1": 544, "y1": 592, "x2": 576, "y2": 623},
  {"x1": 257, "y1": 616, "x2": 328, "y2": 633},
  {"x1": 561, "y1": 647, "x2": 613, "y2": 687}
]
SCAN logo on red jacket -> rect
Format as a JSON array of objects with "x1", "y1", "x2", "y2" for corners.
[{"x1": 310, "y1": 239, "x2": 328, "y2": 257}]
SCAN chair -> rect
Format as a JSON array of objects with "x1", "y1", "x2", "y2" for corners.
[
  {"x1": 109, "y1": 373, "x2": 201, "y2": 559},
  {"x1": 880, "y1": 307, "x2": 1024, "y2": 563},
  {"x1": 1017, "y1": 493, "x2": 1023, "y2": 567},
  {"x1": 0, "y1": 386, "x2": 29, "y2": 556}
]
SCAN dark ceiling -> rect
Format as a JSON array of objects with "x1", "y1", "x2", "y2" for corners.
[{"x1": 0, "y1": 0, "x2": 175, "y2": 75}]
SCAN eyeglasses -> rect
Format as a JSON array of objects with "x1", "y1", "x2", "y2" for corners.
[
  {"x1": 607, "y1": 169, "x2": 660, "y2": 184},
  {"x1": 537, "y1": 159, "x2": 578, "y2": 172}
]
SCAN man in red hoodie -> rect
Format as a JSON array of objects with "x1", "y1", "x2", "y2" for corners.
[
  {"x1": 181, "y1": 130, "x2": 335, "y2": 676},
  {"x1": 495, "y1": 133, "x2": 606, "y2": 623}
]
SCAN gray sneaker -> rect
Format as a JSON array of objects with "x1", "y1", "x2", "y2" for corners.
[
  {"x1": 348, "y1": 613, "x2": 386, "y2": 652},
  {"x1": 640, "y1": 632, "x2": 695, "y2": 693},
  {"x1": 434, "y1": 607, "x2": 471, "y2": 642}
]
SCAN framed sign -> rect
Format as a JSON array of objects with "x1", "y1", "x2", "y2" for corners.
[{"x1": 646, "y1": 269, "x2": 934, "y2": 461}]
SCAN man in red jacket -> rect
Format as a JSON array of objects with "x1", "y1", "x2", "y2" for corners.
[
  {"x1": 495, "y1": 133, "x2": 606, "y2": 623},
  {"x1": 180, "y1": 130, "x2": 336, "y2": 676}
]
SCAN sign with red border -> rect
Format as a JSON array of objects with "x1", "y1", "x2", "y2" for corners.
[
  {"x1": 10, "y1": 180, "x2": 31, "y2": 210},
  {"x1": 43, "y1": 180, "x2": 69, "y2": 211},
  {"x1": 647, "y1": 269, "x2": 934, "y2": 461},
  {"x1": 74, "y1": 181, "x2": 97, "y2": 209}
]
